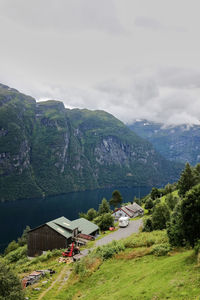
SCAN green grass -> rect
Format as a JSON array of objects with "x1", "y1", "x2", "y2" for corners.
[
  {"x1": 55, "y1": 250, "x2": 199, "y2": 300},
  {"x1": 4, "y1": 230, "x2": 200, "y2": 300}
]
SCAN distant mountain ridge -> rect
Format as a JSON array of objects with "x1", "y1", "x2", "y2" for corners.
[
  {"x1": 0, "y1": 84, "x2": 183, "y2": 202},
  {"x1": 129, "y1": 120, "x2": 200, "y2": 165}
]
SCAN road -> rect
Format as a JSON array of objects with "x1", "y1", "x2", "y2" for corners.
[
  {"x1": 79, "y1": 219, "x2": 143, "y2": 257},
  {"x1": 95, "y1": 219, "x2": 143, "y2": 247}
]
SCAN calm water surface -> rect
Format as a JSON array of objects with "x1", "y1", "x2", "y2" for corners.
[{"x1": 0, "y1": 186, "x2": 151, "y2": 251}]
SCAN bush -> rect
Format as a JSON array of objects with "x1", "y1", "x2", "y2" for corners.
[
  {"x1": 194, "y1": 240, "x2": 200, "y2": 255},
  {"x1": 4, "y1": 240, "x2": 19, "y2": 255},
  {"x1": 0, "y1": 260, "x2": 24, "y2": 300},
  {"x1": 124, "y1": 230, "x2": 169, "y2": 249},
  {"x1": 143, "y1": 218, "x2": 153, "y2": 232},
  {"x1": 144, "y1": 198, "x2": 154, "y2": 212},
  {"x1": 94, "y1": 213, "x2": 114, "y2": 231},
  {"x1": 95, "y1": 240, "x2": 125, "y2": 260},
  {"x1": 5, "y1": 245, "x2": 27, "y2": 263},
  {"x1": 151, "y1": 243, "x2": 171, "y2": 256}
]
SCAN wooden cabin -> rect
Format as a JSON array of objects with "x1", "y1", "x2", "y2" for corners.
[{"x1": 28, "y1": 216, "x2": 99, "y2": 257}]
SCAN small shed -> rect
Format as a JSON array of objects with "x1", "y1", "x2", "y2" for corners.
[{"x1": 112, "y1": 203, "x2": 144, "y2": 220}]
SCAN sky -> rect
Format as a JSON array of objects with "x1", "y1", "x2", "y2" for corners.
[{"x1": 0, "y1": 0, "x2": 200, "y2": 125}]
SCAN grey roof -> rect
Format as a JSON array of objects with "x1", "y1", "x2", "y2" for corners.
[
  {"x1": 126, "y1": 203, "x2": 144, "y2": 213},
  {"x1": 113, "y1": 203, "x2": 144, "y2": 218},
  {"x1": 71, "y1": 218, "x2": 99, "y2": 235}
]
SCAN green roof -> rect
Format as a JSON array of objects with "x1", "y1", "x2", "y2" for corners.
[
  {"x1": 71, "y1": 218, "x2": 99, "y2": 235},
  {"x1": 46, "y1": 216, "x2": 77, "y2": 239},
  {"x1": 31, "y1": 216, "x2": 99, "y2": 239}
]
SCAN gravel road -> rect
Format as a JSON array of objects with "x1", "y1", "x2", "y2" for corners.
[
  {"x1": 95, "y1": 219, "x2": 143, "y2": 247},
  {"x1": 75, "y1": 219, "x2": 143, "y2": 259}
]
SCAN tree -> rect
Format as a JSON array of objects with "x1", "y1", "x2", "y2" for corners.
[
  {"x1": 133, "y1": 196, "x2": 141, "y2": 206},
  {"x1": 109, "y1": 190, "x2": 123, "y2": 208},
  {"x1": 181, "y1": 184, "x2": 200, "y2": 247},
  {"x1": 144, "y1": 198, "x2": 154, "y2": 212},
  {"x1": 87, "y1": 208, "x2": 97, "y2": 221},
  {"x1": 18, "y1": 225, "x2": 31, "y2": 246},
  {"x1": 165, "y1": 193, "x2": 179, "y2": 211},
  {"x1": 98, "y1": 198, "x2": 111, "y2": 215},
  {"x1": 151, "y1": 187, "x2": 161, "y2": 200},
  {"x1": 0, "y1": 260, "x2": 24, "y2": 300},
  {"x1": 178, "y1": 163, "x2": 195, "y2": 197},
  {"x1": 94, "y1": 213, "x2": 114, "y2": 231},
  {"x1": 152, "y1": 203, "x2": 170, "y2": 230},
  {"x1": 193, "y1": 163, "x2": 200, "y2": 185},
  {"x1": 167, "y1": 203, "x2": 185, "y2": 247}
]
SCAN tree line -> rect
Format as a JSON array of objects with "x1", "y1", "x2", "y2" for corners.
[{"x1": 143, "y1": 162, "x2": 200, "y2": 248}]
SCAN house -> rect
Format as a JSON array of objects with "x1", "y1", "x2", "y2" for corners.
[
  {"x1": 112, "y1": 203, "x2": 144, "y2": 220},
  {"x1": 28, "y1": 216, "x2": 99, "y2": 257}
]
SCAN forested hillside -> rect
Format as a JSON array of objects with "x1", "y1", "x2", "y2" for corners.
[
  {"x1": 0, "y1": 84, "x2": 183, "y2": 202},
  {"x1": 129, "y1": 120, "x2": 200, "y2": 165}
]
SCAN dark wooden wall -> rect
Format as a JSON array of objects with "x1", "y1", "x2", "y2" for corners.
[{"x1": 28, "y1": 225, "x2": 70, "y2": 257}]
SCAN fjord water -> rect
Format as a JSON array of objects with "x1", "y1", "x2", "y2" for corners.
[{"x1": 0, "y1": 186, "x2": 151, "y2": 252}]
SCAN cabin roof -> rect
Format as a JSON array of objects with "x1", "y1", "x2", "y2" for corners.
[
  {"x1": 29, "y1": 216, "x2": 98, "y2": 239},
  {"x1": 113, "y1": 203, "x2": 144, "y2": 218},
  {"x1": 71, "y1": 218, "x2": 99, "y2": 235}
]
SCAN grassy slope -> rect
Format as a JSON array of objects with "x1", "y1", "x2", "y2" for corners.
[
  {"x1": 58, "y1": 250, "x2": 199, "y2": 300},
  {"x1": 4, "y1": 230, "x2": 198, "y2": 300}
]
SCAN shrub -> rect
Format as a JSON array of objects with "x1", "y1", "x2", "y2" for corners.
[
  {"x1": 5, "y1": 245, "x2": 27, "y2": 263},
  {"x1": 151, "y1": 243, "x2": 171, "y2": 256},
  {"x1": 143, "y1": 218, "x2": 153, "y2": 232},
  {"x1": 124, "y1": 231, "x2": 169, "y2": 249},
  {"x1": 94, "y1": 213, "x2": 114, "y2": 231},
  {"x1": 95, "y1": 240, "x2": 125, "y2": 260},
  {"x1": 144, "y1": 198, "x2": 154, "y2": 212},
  {"x1": 4, "y1": 240, "x2": 19, "y2": 255},
  {"x1": 0, "y1": 260, "x2": 24, "y2": 300},
  {"x1": 194, "y1": 240, "x2": 200, "y2": 255}
]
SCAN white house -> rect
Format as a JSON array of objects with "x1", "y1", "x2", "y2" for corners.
[{"x1": 112, "y1": 203, "x2": 144, "y2": 220}]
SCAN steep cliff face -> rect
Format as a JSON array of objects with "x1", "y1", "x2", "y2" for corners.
[
  {"x1": 129, "y1": 120, "x2": 200, "y2": 165},
  {"x1": 0, "y1": 84, "x2": 42, "y2": 201},
  {"x1": 0, "y1": 84, "x2": 183, "y2": 201}
]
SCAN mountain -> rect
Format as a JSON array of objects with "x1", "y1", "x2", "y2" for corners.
[
  {"x1": 129, "y1": 120, "x2": 200, "y2": 165},
  {"x1": 0, "y1": 84, "x2": 183, "y2": 202}
]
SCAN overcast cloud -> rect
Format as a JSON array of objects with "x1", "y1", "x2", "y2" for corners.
[{"x1": 0, "y1": 0, "x2": 200, "y2": 125}]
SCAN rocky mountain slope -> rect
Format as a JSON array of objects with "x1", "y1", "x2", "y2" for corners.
[
  {"x1": 0, "y1": 84, "x2": 183, "y2": 201},
  {"x1": 129, "y1": 120, "x2": 200, "y2": 165}
]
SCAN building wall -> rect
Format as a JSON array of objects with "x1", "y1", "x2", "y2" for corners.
[{"x1": 28, "y1": 225, "x2": 70, "y2": 257}]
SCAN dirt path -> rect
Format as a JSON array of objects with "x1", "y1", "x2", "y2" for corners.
[{"x1": 38, "y1": 265, "x2": 69, "y2": 300}]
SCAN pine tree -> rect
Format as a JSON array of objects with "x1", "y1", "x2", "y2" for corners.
[
  {"x1": 178, "y1": 163, "x2": 195, "y2": 197},
  {"x1": 181, "y1": 184, "x2": 200, "y2": 247},
  {"x1": 98, "y1": 198, "x2": 111, "y2": 215},
  {"x1": 109, "y1": 190, "x2": 123, "y2": 208}
]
